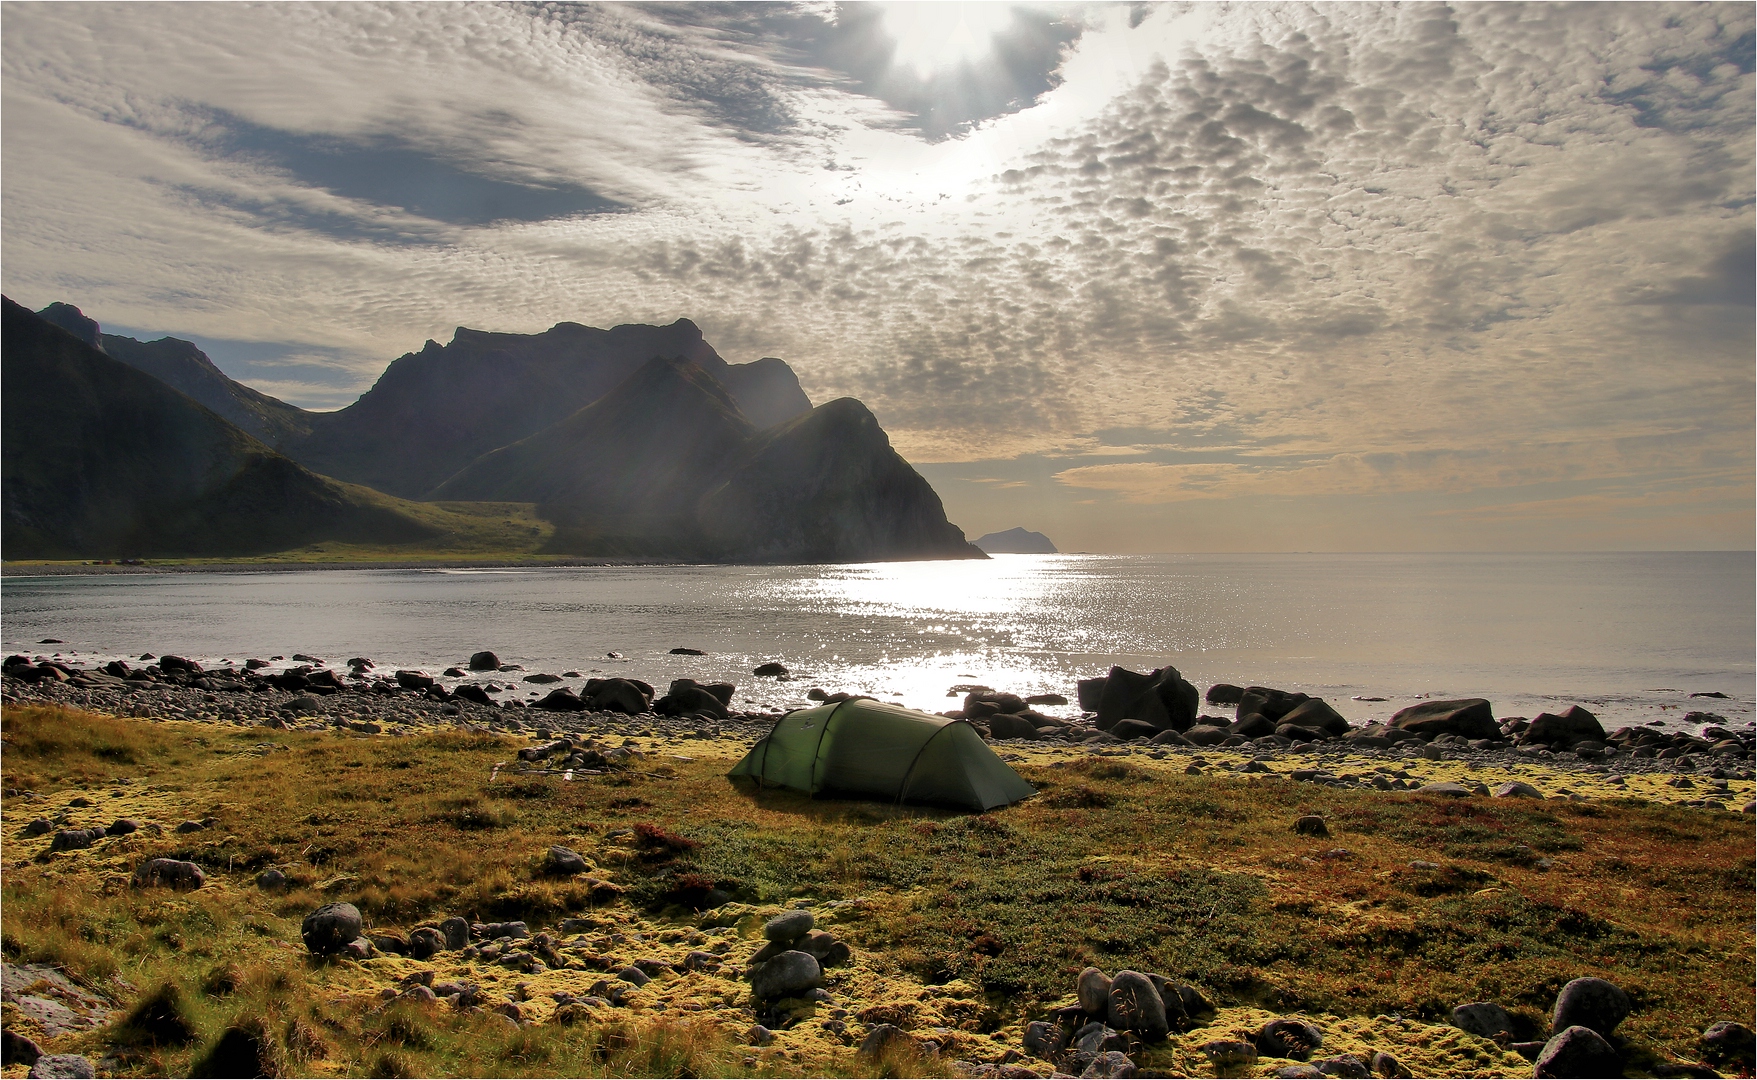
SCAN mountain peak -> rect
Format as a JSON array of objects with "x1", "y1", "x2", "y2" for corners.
[{"x1": 975, "y1": 527, "x2": 1058, "y2": 554}]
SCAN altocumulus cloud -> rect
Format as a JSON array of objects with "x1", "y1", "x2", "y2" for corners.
[{"x1": 0, "y1": 2, "x2": 1750, "y2": 549}]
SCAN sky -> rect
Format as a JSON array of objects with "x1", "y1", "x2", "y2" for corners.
[{"x1": 2, "y1": 1, "x2": 1752, "y2": 552}]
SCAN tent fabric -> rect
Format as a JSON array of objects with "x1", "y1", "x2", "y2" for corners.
[{"x1": 728, "y1": 698, "x2": 1036, "y2": 811}]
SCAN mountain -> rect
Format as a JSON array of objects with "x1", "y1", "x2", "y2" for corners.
[
  {"x1": 974, "y1": 527, "x2": 1058, "y2": 554},
  {"x1": 279, "y1": 319, "x2": 812, "y2": 498},
  {"x1": 2, "y1": 298, "x2": 437, "y2": 559},
  {"x1": 431, "y1": 356, "x2": 756, "y2": 552},
  {"x1": 435, "y1": 361, "x2": 984, "y2": 562},
  {"x1": 698, "y1": 398, "x2": 984, "y2": 562},
  {"x1": 35, "y1": 302, "x2": 314, "y2": 446}
]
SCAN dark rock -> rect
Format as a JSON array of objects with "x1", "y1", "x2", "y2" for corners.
[
  {"x1": 1236, "y1": 686, "x2": 1310, "y2": 723},
  {"x1": 1494, "y1": 781, "x2": 1544, "y2": 798},
  {"x1": 1077, "y1": 677, "x2": 1108, "y2": 712},
  {"x1": 1552, "y1": 977, "x2": 1630, "y2": 1038},
  {"x1": 1534, "y1": 1026, "x2": 1621, "y2": 1078},
  {"x1": 533, "y1": 687, "x2": 586, "y2": 712},
  {"x1": 1313, "y1": 1055, "x2": 1370, "y2": 1078},
  {"x1": 175, "y1": 819, "x2": 209, "y2": 833},
  {"x1": 1523, "y1": 706, "x2": 1606, "y2": 750},
  {"x1": 1257, "y1": 1018, "x2": 1324, "y2": 1060},
  {"x1": 1229, "y1": 713, "x2": 1278, "y2": 739},
  {"x1": 158, "y1": 655, "x2": 201, "y2": 673},
  {"x1": 1416, "y1": 781, "x2": 1473, "y2": 798},
  {"x1": 860, "y1": 1023, "x2": 912, "y2": 1059},
  {"x1": 1280, "y1": 698, "x2": 1350, "y2": 735},
  {"x1": 1183, "y1": 724, "x2": 1228, "y2": 746},
  {"x1": 1369, "y1": 1049, "x2": 1412, "y2": 1077},
  {"x1": 655, "y1": 681, "x2": 731, "y2": 719},
  {"x1": 1175, "y1": 983, "x2": 1216, "y2": 1020},
  {"x1": 469, "y1": 651, "x2": 501, "y2": 671},
  {"x1": 1701, "y1": 1020, "x2": 1756, "y2": 1068},
  {"x1": 2, "y1": 1030, "x2": 41, "y2": 1066},
  {"x1": 989, "y1": 712, "x2": 1044, "y2": 740},
  {"x1": 585, "y1": 677, "x2": 650, "y2": 714},
  {"x1": 256, "y1": 868, "x2": 287, "y2": 889},
  {"x1": 440, "y1": 917, "x2": 470, "y2": 951},
  {"x1": 1107, "y1": 970, "x2": 1169, "y2": 1042},
  {"x1": 1080, "y1": 1050, "x2": 1136, "y2": 1077},
  {"x1": 750, "y1": 950, "x2": 821, "y2": 1000},
  {"x1": 1452, "y1": 1001, "x2": 1513, "y2": 1038},
  {"x1": 1205, "y1": 683, "x2": 1245, "y2": 705},
  {"x1": 131, "y1": 858, "x2": 206, "y2": 891},
  {"x1": 670, "y1": 647, "x2": 706, "y2": 655},
  {"x1": 1028, "y1": 693, "x2": 1069, "y2": 706},
  {"x1": 1388, "y1": 698, "x2": 1498, "y2": 740},
  {"x1": 754, "y1": 662, "x2": 790, "y2": 677},
  {"x1": 454, "y1": 683, "x2": 493, "y2": 706},
  {"x1": 1293, "y1": 815, "x2": 1330, "y2": 837},
  {"x1": 1111, "y1": 718, "x2": 1162, "y2": 742},
  {"x1": 1024, "y1": 1020, "x2": 1067, "y2": 1059},
  {"x1": 394, "y1": 669, "x2": 434, "y2": 690},
  {"x1": 407, "y1": 927, "x2": 445, "y2": 960},
  {"x1": 25, "y1": 1054, "x2": 95, "y2": 1079},
  {"x1": 547, "y1": 846, "x2": 590, "y2": 875},
  {"x1": 764, "y1": 909, "x2": 814, "y2": 942},
  {"x1": 617, "y1": 965, "x2": 651, "y2": 987},
  {"x1": 369, "y1": 932, "x2": 408, "y2": 956},
  {"x1": 1077, "y1": 967, "x2": 1113, "y2": 1015},
  {"x1": 23, "y1": 818, "x2": 51, "y2": 837},
  {"x1": 300, "y1": 902, "x2": 363, "y2": 955},
  {"x1": 1199, "y1": 1039, "x2": 1257, "y2": 1068},
  {"x1": 1096, "y1": 665, "x2": 1198, "y2": 732},
  {"x1": 1072, "y1": 1022, "x2": 1129, "y2": 1055},
  {"x1": 524, "y1": 673, "x2": 564, "y2": 684},
  {"x1": 1276, "y1": 723, "x2": 1328, "y2": 743},
  {"x1": 106, "y1": 818, "x2": 142, "y2": 836},
  {"x1": 49, "y1": 828, "x2": 102, "y2": 852}
]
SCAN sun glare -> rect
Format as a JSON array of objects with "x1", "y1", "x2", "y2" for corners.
[{"x1": 876, "y1": 2, "x2": 1020, "y2": 78}]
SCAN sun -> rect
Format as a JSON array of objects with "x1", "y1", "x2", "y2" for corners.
[{"x1": 875, "y1": 2, "x2": 1022, "y2": 78}]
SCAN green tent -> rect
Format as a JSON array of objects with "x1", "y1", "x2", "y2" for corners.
[{"x1": 728, "y1": 698, "x2": 1036, "y2": 811}]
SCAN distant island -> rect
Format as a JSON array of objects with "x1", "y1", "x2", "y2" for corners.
[
  {"x1": 974, "y1": 527, "x2": 1058, "y2": 554},
  {"x1": 4, "y1": 298, "x2": 986, "y2": 565}
]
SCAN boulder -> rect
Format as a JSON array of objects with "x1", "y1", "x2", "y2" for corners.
[
  {"x1": 131, "y1": 858, "x2": 206, "y2": 891},
  {"x1": 859, "y1": 1023, "x2": 912, "y2": 1060},
  {"x1": 3, "y1": 1029, "x2": 41, "y2": 1067},
  {"x1": 1369, "y1": 1050, "x2": 1412, "y2": 1078},
  {"x1": 407, "y1": 927, "x2": 445, "y2": 960},
  {"x1": 1077, "y1": 677, "x2": 1108, "y2": 712},
  {"x1": 1080, "y1": 1050, "x2": 1136, "y2": 1077},
  {"x1": 1533, "y1": 1026, "x2": 1620, "y2": 1078},
  {"x1": 25, "y1": 1055, "x2": 94, "y2": 1080},
  {"x1": 1096, "y1": 665, "x2": 1198, "y2": 732},
  {"x1": 749, "y1": 950, "x2": 821, "y2": 1000},
  {"x1": 49, "y1": 829, "x2": 102, "y2": 852},
  {"x1": 1551, "y1": 977, "x2": 1630, "y2": 1038},
  {"x1": 1451, "y1": 1002, "x2": 1513, "y2": 1038},
  {"x1": 654, "y1": 683, "x2": 729, "y2": 719},
  {"x1": 468, "y1": 651, "x2": 501, "y2": 670},
  {"x1": 1313, "y1": 1056, "x2": 1370, "y2": 1078},
  {"x1": 1175, "y1": 983, "x2": 1216, "y2": 1020},
  {"x1": 586, "y1": 678, "x2": 651, "y2": 714},
  {"x1": 394, "y1": 670, "x2": 435, "y2": 690},
  {"x1": 22, "y1": 818, "x2": 51, "y2": 837},
  {"x1": 256, "y1": 868, "x2": 287, "y2": 890},
  {"x1": 1280, "y1": 698, "x2": 1350, "y2": 735},
  {"x1": 106, "y1": 818, "x2": 142, "y2": 836},
  {"x1": 1494, "y1": 781, "x2": 1544, "y2": 799},
  {"x1": 754, "y1": 663, "x2": 790, "y2": 677},
  {"x1": 1229, "y1": 713, "x2": 1278, "y2": 739},
  {"x1": 1183, "y1": 724, "x2": 1228, "y2": 746},
  {"x1": 1416, "y1": 781, "x2": 1473, "y2": 797},
  {"x1": 301, "y1": 903, "x2": 364, "y2": 955},
  {"x1": 794, "y1": 929, "x2": 838, "y2": 961},
  {"x1": 1388, "y1": 698, "x2": 1498, "y2": 740},
  {"x1": 1236, "y1": 686, "x2": 1310, "y2": 723},
  {"x1": 532, "y1": 687, "x2": 584, "y2": 711},
  {"x1": 1256, "y1": 1018, "x2": 1324, "y2": 1060},
  {"x1": 764, "y1": 909, "x2": 814, "y2": 943},
  {"x1": 1205, "y1": 683, "x2": 1245, "y2": 705},
  {"x1": 1293, "y1": 815, "x2": 1330, "y2": 837},
  {"x1": 547, "y1": 846, "x2": 590, "y2": 875},
  {"x1": 1276, "y1": 724, "x2": 1327, "y2": 743},
  {"x1": 1523, "y1": 706, "x2": 1605, "y2": 750},
  {"x1": 989, "y1": 712, "x2": 1043, "y2": 740},
  {"x1": 1111, "y1": 719, "x2": 1161, "y2": 742},
  {"x1": 440, "y1": 916, "x2": 471, "y2": 951},
  {"x1": 1106, "y1": 970, "x2": 1169, "y2": 1042},
  {"x1": 1701, "y1": 1020, "x2": 1756, "y2": 1069},
  {"x1": 1077, "y1": 967, "x2": 1113, "y2": 1016},
  {"x1": 1023, "y1": 1020, "x2": 1066, "y2": 1059},
  {"x1": 454, "y1": 684, "x2": 493, "y2": 706}
]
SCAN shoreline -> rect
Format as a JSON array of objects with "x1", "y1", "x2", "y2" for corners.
[
  {"x1": 4, "y1": 657, "x2": 1751, "y2": 813},
  {"x1": 0, "y1": 557, "x2": 690, "y2": 576}
]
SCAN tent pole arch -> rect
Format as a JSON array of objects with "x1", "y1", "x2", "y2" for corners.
[
  {"x1": 893, "y1": 719, "x2": 969, "y2": 806},
  {"x1": 808, "y1": 697, "x2": 856, "y2": 795}
]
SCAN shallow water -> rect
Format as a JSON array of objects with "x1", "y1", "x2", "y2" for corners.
[{"x1": 3, "y1": 553, "x2": 1751, "y2": 731}]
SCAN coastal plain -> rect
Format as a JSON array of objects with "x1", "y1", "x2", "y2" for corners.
[{"x1": 2, "y1": 669, "x2": 1752, "y2": 1079}]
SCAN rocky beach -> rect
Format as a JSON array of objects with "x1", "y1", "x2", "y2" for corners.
[{"x1": 2, "y1": 648, "x2": 1753, "y2": 1078}]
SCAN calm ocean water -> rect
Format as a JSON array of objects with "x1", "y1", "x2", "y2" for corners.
[{"x1": 3, "y1": 553, "x2": 1751, "y2": 732}]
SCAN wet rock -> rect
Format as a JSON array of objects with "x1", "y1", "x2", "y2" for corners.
[
  {"x1": 764, "y1": 909, "x2": 814, "y2": 943},
  {"x1": 1552, "y1": 977, "x2": 1631, "y2": 1037},
  {"x1": 394, "y1": 670, "x2": 434, "y2": 690},
  {"x1": 469, "y1": 651, "x2": 501, "y2": 671},
  {"x1": 669, "y1": 647, "x2": 706, "y2": 656},
  {"x1": 1077, "y1": 967, "x2": 1113, "y2": 1016},
  {"x1": 1523, "y1": 705, "x2": 1605, "y2": 749},
  {"x1": 1534, "y1": 1025, "x2": 1620, "y2": 1078},
  {"x1": 1700, "y1": 1021, "x2": 1755, "y2": 1069},
  {"x1": 1205, "y1": 683, "x2": 1245, "y2": 705},
  {"x1": 754, "y1": 663, "x2": 790, "y2": 677},
  {"x1": 26, "y1": 1054, "x2": 95, "y2": 1079},
  {"x1": 750, "y1": 950, "x2": 821, "y2": 1000},
  {"x1": 1451, "y1": 1001, "x2": 1514, "y2": 1038},
  {"x1": 585, "y1": 678, "x2": 651, "y2": 714},
  {"x1": 1199, "y1": 1039, "x2": 1257, "y2": 1068},
  {"x1": 534, "y1": 687, "x2": 585, "y2": 712},
  {"x1": 1293, "y1": 815, "x2": 1330, "y2": 837},
  {"x1": 1106, "y1": 970, "x2": 1168, "y2": 1042},
  {"x1": 1257, "y1": 1018, "x2": 1324, "y2": 1060},
  {"x1": 131, "y1": 858, "x2": 206, "y2": 891},
  {"x1": 300, "y1": 903, "x2": 363, "y2": 955}
]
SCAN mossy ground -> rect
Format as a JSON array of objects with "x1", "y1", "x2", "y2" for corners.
[{"x1": 2, "y1": 704, "x2": 1751, "y2": 1077}]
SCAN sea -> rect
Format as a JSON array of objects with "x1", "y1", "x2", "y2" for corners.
[{"x1": 3, "y1": 552, "x2": 1751, "y2": 734}]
